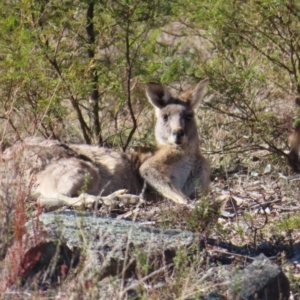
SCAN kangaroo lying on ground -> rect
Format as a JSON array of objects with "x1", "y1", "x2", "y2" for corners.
[
  {"x1": 0, "y1": 79, "x2": 210, "y2": 209},
  {"x1": 288, "y1": 123, "x2": 300, "y2": 173}
]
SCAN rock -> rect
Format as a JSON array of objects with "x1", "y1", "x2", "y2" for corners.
[
  {"x1": 2, "y1": 212, "x2": 291, "y2": 300},
  {"x1": 196, "y1": 255, "x2": 290, "y2": 300},
  {"x1": 21, "y1": 211, "x2": 194, "y2": 285},
  {"x1": 38, "y1": 211, "x2": 194, "y2": 251},
  {"x1": 229, "y1": 254, "x2": 290, "y2": 300}
]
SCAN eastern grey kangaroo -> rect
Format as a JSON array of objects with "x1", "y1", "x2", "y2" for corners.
[
  {"x1": 140, "y1": 79, "x2": 210, "y2": 204},
  {"x1": 288, "y1": 123, "x2": 300, "y2": 173},
  {"x1": 0, "y1": 79, "x2": 210, "y2": 208}
]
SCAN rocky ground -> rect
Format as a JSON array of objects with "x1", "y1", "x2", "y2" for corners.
[{"x1": 1, "y1": 167, "x2": 300, "y2": 299}]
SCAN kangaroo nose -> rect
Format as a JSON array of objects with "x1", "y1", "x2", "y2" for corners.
[{"x1": 173, "y1": 129, "x2": 184, "y2": 138}]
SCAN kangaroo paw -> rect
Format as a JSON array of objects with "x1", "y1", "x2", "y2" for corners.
[
  {"x1": 171, "y1": 194, "x2": 189, "y2": 205},
  {"x1": 100, "y1": 190, "x2": 142, "y2": 207}
]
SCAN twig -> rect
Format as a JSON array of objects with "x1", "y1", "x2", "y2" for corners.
[
  {"x1": 119, "y1": 263, "x2": 174, "y2": 298},
  {"x1": 250, "y1": 198, "x2": 281, "y2": 209},
  {"x1": 211, "y1": 248, "x2": 254, "y2": 262}
]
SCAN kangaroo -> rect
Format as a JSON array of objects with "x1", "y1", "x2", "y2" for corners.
[
  {"x1": 0, "y1": 79, "x2": 210, "y2": 208},
  {"x1": 140, "y1": 79, "x2": 210, "y2": 204},
  {"x1": 288, "y1": 123, "x2": 300, "y2": 173}
]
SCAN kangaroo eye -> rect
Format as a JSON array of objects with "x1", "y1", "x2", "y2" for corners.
[{"x1": 162, "y1": 115, "x2": 168, "y2": 122}]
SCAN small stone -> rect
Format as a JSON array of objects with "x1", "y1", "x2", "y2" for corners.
[{"x1": 229, "y1": 254, "x2": 290, "y2": 300}]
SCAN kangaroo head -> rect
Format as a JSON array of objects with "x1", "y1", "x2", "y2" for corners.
[{"x1": 146, "y1": 79, "x2": 209, "y2": 147}]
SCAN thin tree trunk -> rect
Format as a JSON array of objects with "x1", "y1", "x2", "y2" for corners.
[
  {"x1": 122, "y1": 7, "x2": 137, "y2": 152},
  {"x1": 86, "y1": 2, "x2": 102, "y2": 145}
]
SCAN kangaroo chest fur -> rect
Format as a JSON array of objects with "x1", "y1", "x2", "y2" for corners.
[
  {"x1": 155, "y1": 146, "x2": 196, "y2": 190},
  {"x1": 169, "y1": 156, "x2": 195, "y2": 190}
]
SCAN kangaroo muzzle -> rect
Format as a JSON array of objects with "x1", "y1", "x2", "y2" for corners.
[{"x1": 172, "y1": 128, "x2": 185, "y2": 145}]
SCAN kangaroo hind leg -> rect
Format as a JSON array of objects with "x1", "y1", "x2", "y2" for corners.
[{"x1": 33, "y1": 157, "x2": 100, "y2": 199}]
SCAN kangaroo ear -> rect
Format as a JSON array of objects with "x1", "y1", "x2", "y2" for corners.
[
  {"x1": 179, "y1": 78, "x2": 209, "y2": 108},
  {"x1": 146, "y1": 83, "x2": 171, "y2": 108}
]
